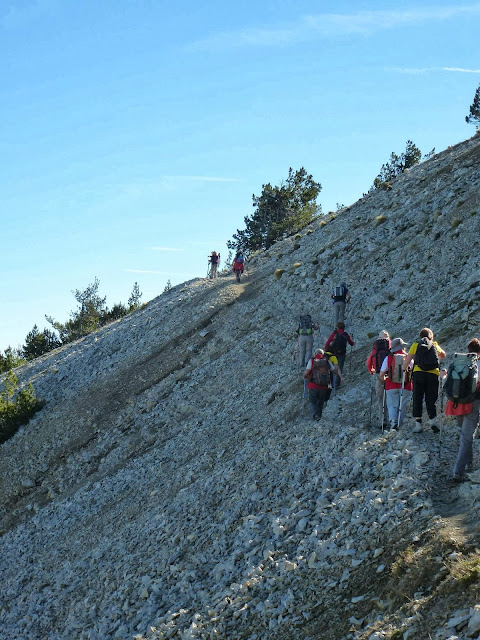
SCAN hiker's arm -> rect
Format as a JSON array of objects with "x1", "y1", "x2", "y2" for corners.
[
  {"x1": 437, "y1": 345, "x2": 446, "y2": 359},
  {"x1": 403, "y1": 354, "x2": 413, "y2": 369},
  {"x1": 366, "y1": 352, "x2": 375, "y2": 373},
  {"x1": 347, "y1": 334, "x2": 354, "y2": 346},
  {"x1": 333, "y1": 364, "x2": 344, "y2": 382},
  {"x1": 324, "y1": 332, "x2": 334, "y2": 350}
]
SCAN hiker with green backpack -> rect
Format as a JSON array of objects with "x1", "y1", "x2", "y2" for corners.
[
  {"x1": 296, "y1": 314, "x2": 319, "y2": 368},
  {"x1": 444, "y1": 338, "x2": 480, "y2": 483},
  {"x1": 402, "y1": 327, "x2": 446, "y2": 434},
  {"x1": 304, "y1": 349, "x2": 344, "y2": 421},
  {"x1": 324, "y1": 321, "x2": 354, "y2": 389}
]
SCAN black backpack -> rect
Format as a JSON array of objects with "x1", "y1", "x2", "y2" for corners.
[
  {"x1": 298, "y1": 315, "x2": 313, "y2": 335},
  {"x1": 414, "y1": 337, "x2": 439, "y2": 371},
  {"x1": 331, "y1": 331, "x2": 348, "y2": 355},
  {"x1": 372, "y1": 338, "x2": 390, "y2": 373}
]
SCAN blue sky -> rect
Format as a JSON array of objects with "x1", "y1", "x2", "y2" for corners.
[{"x1": 1, "y1": 0, "x2": 479, "y2": 351}]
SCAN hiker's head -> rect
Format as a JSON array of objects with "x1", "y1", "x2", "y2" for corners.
[
  {"x1": 336, "y1": 321, "x2": 345, "y2": 330},
  {"x1": 468, "y1": 338, "x2": 480, "y2": 354},
  {"x1": 378, "y1": 330, "x2": 390, "y2": 340},
  {"x1": 314, "y1": 348, "x2": 324, "y2": 357},
  {"x1": 419, "y1": 327, "x2": 433, "y2": 340},
  {"x1": 390, "y1": 337, "x2": 408, "y2": 352}
]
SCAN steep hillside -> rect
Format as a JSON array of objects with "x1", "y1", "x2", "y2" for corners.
[{"x1": 1, "y1": 133, "x2": 480, "y2": 640}]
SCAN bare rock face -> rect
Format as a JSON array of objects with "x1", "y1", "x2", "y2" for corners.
[{"x1": 1, "y1": 134, "x2": 480, "y2": 640}]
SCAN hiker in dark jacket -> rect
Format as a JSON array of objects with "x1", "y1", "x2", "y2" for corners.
[
  {"x1": 324, "y1": 322, "x2": 354, "y2": 388},
  {"x1": 208, "y1": 251, "x2": 220, "y2": 278},
  {"x1": 366, "y1": 330, "x2": 391, "y2": 428},
  {"x1": 446, "y1": 338, "x2": 480, "y2": 483},
  {"x1": 304, "y1": 349, "x2": 343, "y2": 421},
  {"x1": 331, "y1": 282, "x2": 351, "y2": 327},
  {"x1": 403, "y1": 327, "x2": 446, "y2": 433}
]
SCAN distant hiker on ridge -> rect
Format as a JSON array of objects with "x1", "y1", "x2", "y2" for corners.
[
  {"x1": 296, "y1": 314, "x2": 319, "y2": 368},
  {"x1": 304, "y1": 349, "x2": 344, "y2": 421},
  {"x1": 233, "y1": 252, "x2": 245, "y2": 282},
  {"x1": 325, "y1": 321, "x2": 354, "y2": 389},
  {"x1": 331, "y1": 282, "x2": 351, "y2": 327},
  {"x1": 403, "y1": 327, "x2": 446, "y2": 434},
  {"x1": 208, "y1": 251, "x2": 220, "y2": 278},
  {"x1": 366, "y1": 330, "x2": 391, "y2": 429}
]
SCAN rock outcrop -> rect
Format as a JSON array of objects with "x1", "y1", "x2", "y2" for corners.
[{"x1": 1, "y1": 133, "x2": 480, "y2": 640}]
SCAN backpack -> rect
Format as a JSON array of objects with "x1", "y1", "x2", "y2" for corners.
[
  {"x1": 333, "y1": 285, "x2": 346, "y2": 301},
  {"x1": 444, "y1": 353, "x2": 479, "y2": 407},
  {"x1": 298, "y1": 315, "x2": 313, "y2": 335},
  {"x1": 311, "y1": 357, "x2": 331, "y2": 386},
  {"x1": 372, "y1": 338, "x2": 390, "y2": 373},
  {"x1": 211, "y1": 253, "x2": 219, "y2": 264},
  {"x1": 236, "y1": 255, "x2": 244, "y2": 264},
  {"x1": 414, "y1": 337, "x2": 439, "y2": 371},
  {"x1": 331, "y1": 331, "x2": 348, "y2": 355},
  {"x1": 387, "y1": 353, "x2": 411, "y2": 385}
]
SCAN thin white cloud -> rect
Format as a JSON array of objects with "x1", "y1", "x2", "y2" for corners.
[
  {"x1": 443, "y1": 67, "x2": 480, "y2": 73},
  {"x1": 187, "y1": 4, "x2": 480, "y2": 51},
  {"x1": 123, "y1": 269, "x2": 197, "y2": 276},
  {"x1": 389, "y1": 66, "x2": 480, "y2": 74},
  {"x1": 149, "y1": 247, "x2": 184, "y2": 252}
]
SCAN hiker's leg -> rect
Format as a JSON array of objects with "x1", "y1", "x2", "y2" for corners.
[
  {"x1": 399, "y1": 389, "x2": 413, "y2": 427},
  {"x1": 308, "y1": 388, "x2": 321, "y2": 418},
  {"x1": 336, "y1": 354, "x2": 346, "y2": 389},
  {"x1": 298, "y1": 336, "x2": 307, "y2": 369},
  {"x1": 305, "y1": 336, "x2": 314, "y2": 366},
  {"x1": 333, "y1": 303, "x2": 340, "y2": 327},
  {"x1": 316, "y1": 388, "x2": 328, "y2": 418},
  {"x1": 424, "y1": 373, "x2": 439, "y2": 420},
  {"x1": 375, "y1": 375, "x2": 386, "y2": 423},
  {"x1": 386, "y1": 388, "x2": 399, "y2": 424},
  {"x1": 338, "y1": 301, "x2": 346, "y2": 323},
  {"x1": 453, "y1": 400, "x2": 480, "y2": 476},
  {"x1": 412, "y1": 372, "x2": 425, "y2": 419}
]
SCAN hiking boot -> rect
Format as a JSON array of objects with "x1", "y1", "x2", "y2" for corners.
[
  {"x1": 466, "y1": 463, "x2": 474, "y2": 472},
  {"x1": 390, "y1": 420, "x2": 398, "y2": 432},
  {"x1": 412, "y1": 422, "x2": 423, "y2": 433},
  {"x1": 430, "y1": 424, "x2": 440, "y2": 434},
  {"x1": 450, "y1": 474, "x2": 464, "y2": 484},
  {"x1": 313, "y1": 412, "x2": 321, "y2": 421}
]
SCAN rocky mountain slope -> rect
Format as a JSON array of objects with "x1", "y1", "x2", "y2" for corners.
[{"x1": 1, "y1": 133, "x2": 480, "y2": 640}]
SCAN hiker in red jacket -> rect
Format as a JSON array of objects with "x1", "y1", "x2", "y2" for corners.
[
  {"x1": 232, "y1": 252, "x2": 245, "y2": 282},
  {"x1": 366, "y1": 330, "x2": 391, "y2": 428},
  {"x1": 304, "y1": 349, "x2": 343, "y2": 421},
  {"x1": 324, "y1": 322, "x2": 354, "y2": 388}
]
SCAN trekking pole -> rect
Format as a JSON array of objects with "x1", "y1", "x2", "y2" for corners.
[
  {"x1": 381, "y1": 381, "x2": 386, "y2": 433},
  {"x1": 302, "y1": 379, "x2": 306, "y2": 415},
  {"x1": 334, "y1": 373, "x2": 339, "y2": 416},
  {"x1": 349, "y1": 333, "x2": 354, "y2": 373},
  {"x1": 438, "y1": 377, "x2": 445, "y2": 463},
  {"x1": 397, "y1": 369, "x2": 405, "y2": 430},
  {"x1": 369, "y1": 374, "x2": 375, "y2": 426}
]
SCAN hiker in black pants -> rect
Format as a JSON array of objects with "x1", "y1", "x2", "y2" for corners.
[
  {"x1": 403, "y1": 327, "x2": 446, "y2": 433},
  {"x1": 304, "y1": 349, "x2": 343, "y2": 421},
  {"x1": 324, "y1": 321, "x2": 354, "y2": 389}
]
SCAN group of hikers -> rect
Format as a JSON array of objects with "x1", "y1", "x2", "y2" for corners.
[
  {"x1": 208, "y1": 251, "x2": 245, "y2": 282},
  {"x1": 300, "y1": 283, "x2": 480, "y2": 484}
]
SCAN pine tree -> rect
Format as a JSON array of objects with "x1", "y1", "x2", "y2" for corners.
[
  {"x1": 128, "y1": 282, "x2": 142, "y2": 310},
  {"x1": 465, "y1": 83, "x2": 480, "y2": 127}
]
